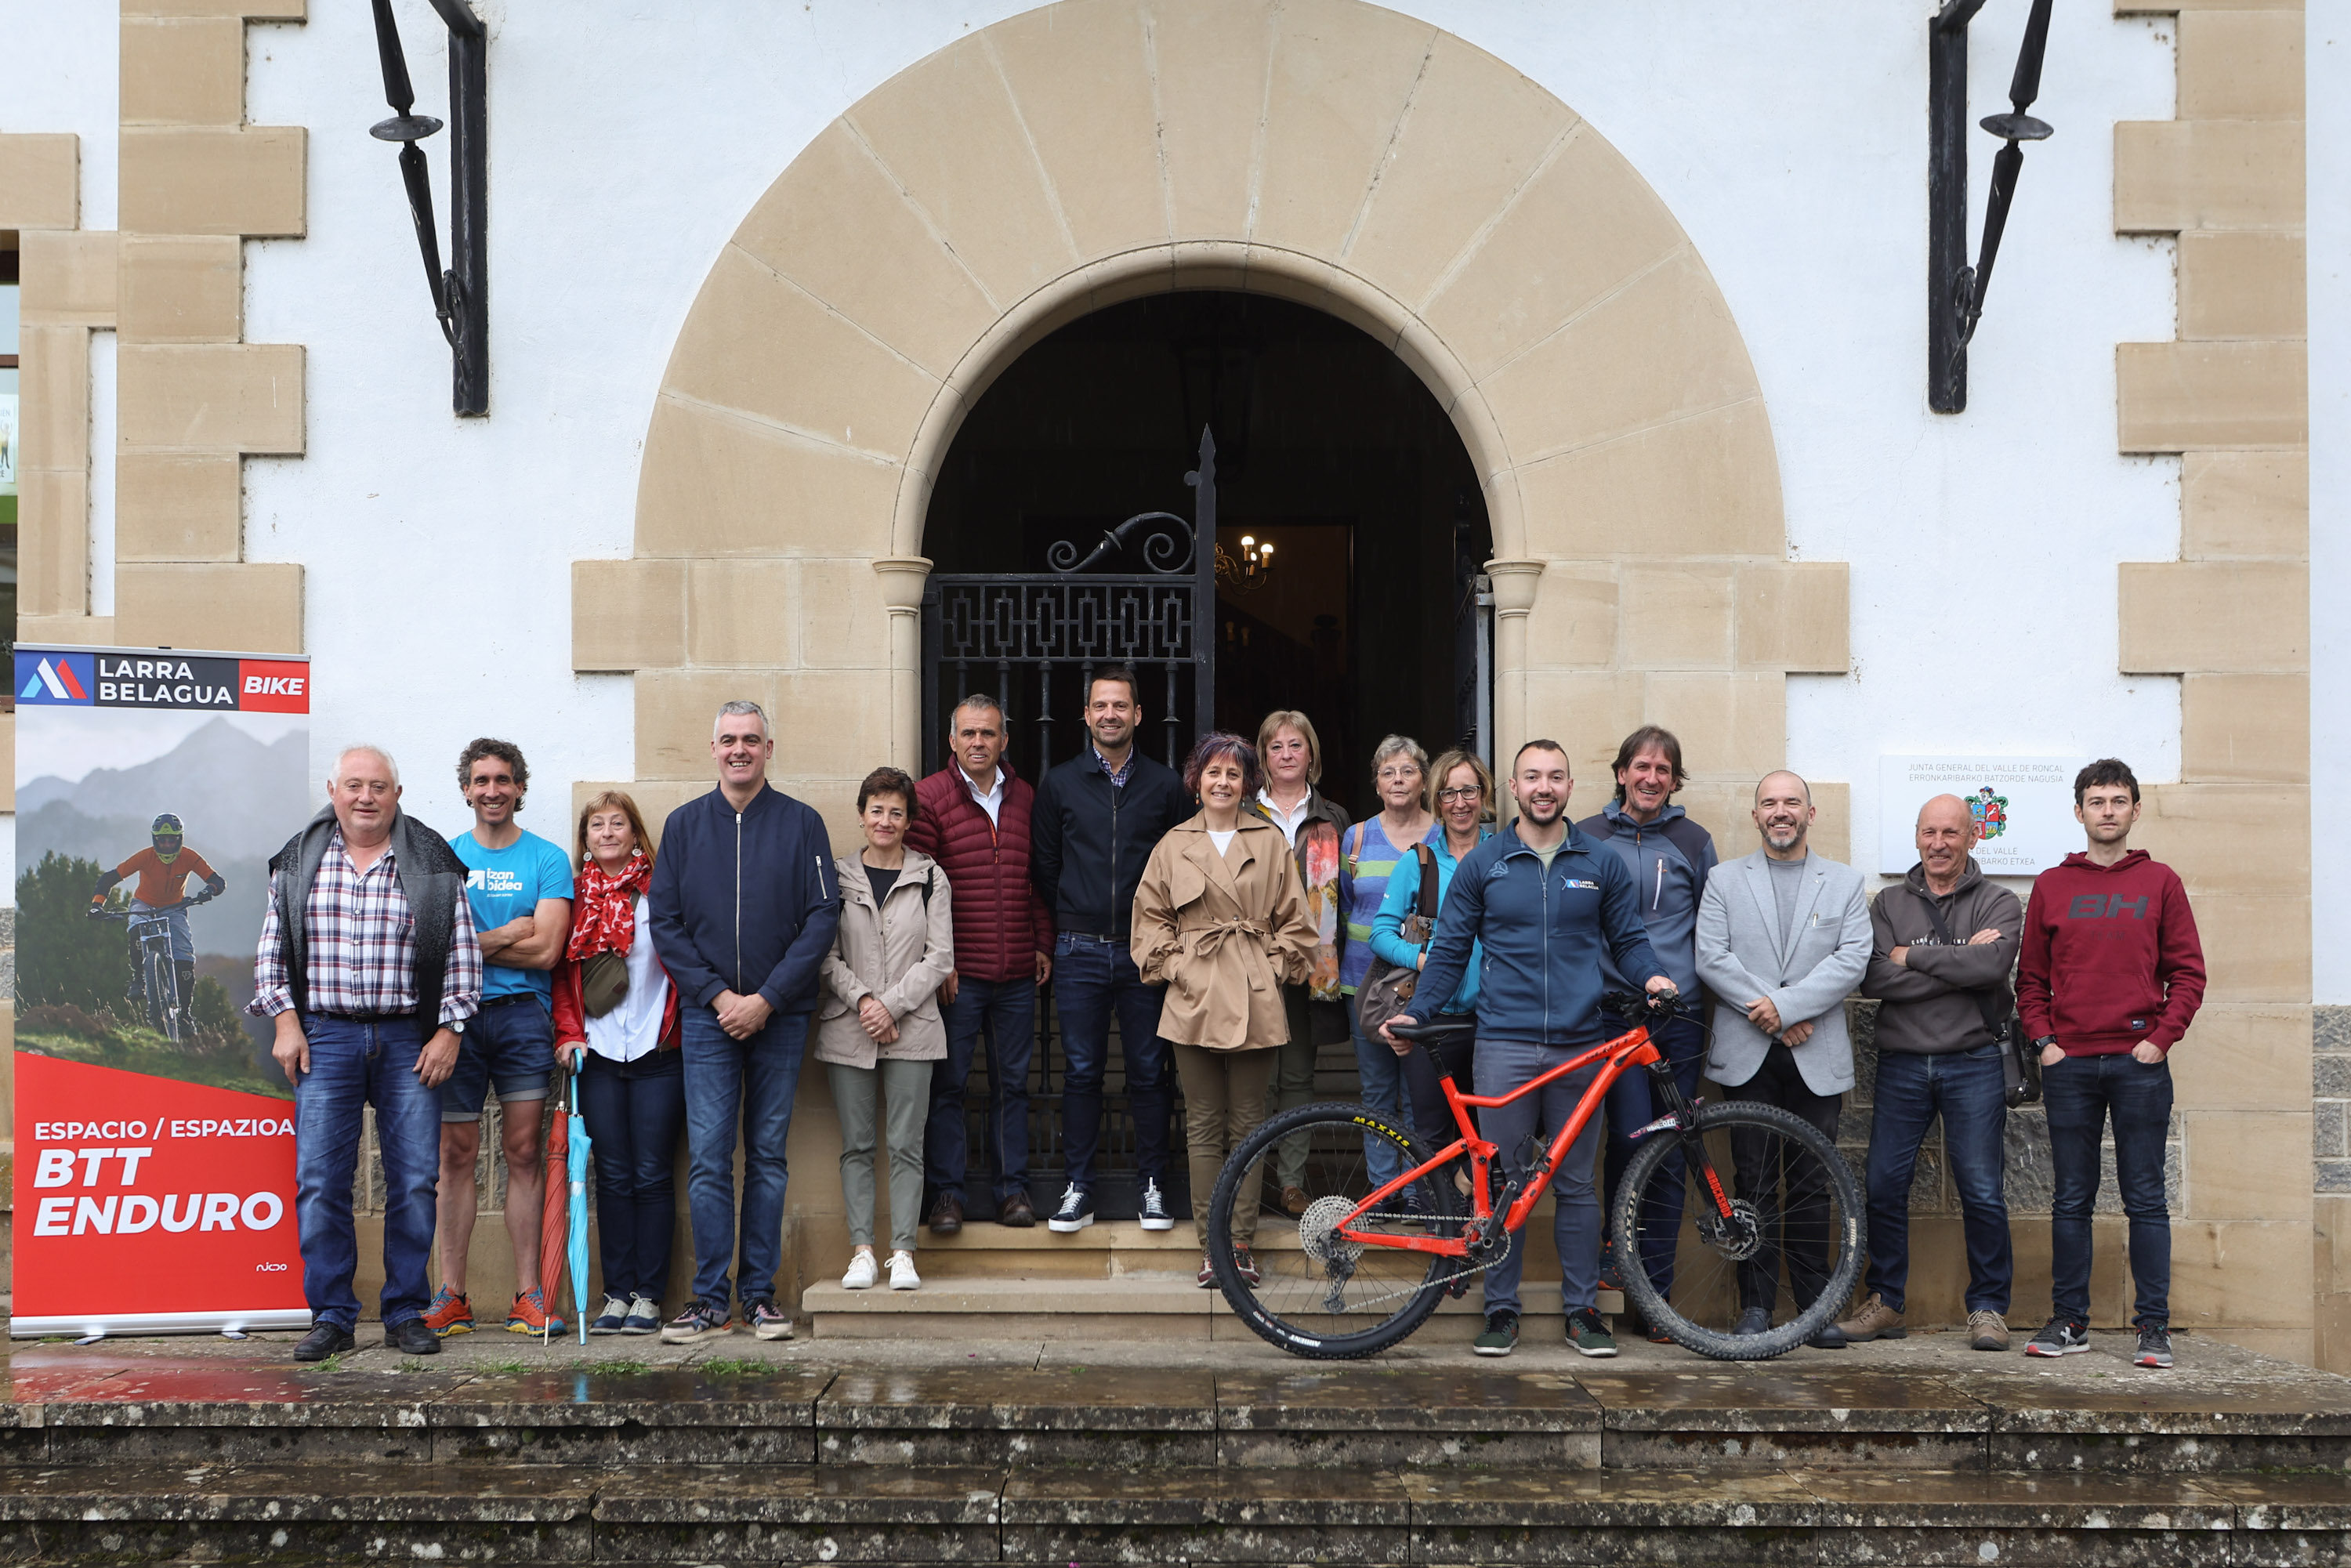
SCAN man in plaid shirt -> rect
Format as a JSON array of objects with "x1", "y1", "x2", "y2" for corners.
[{"x1": 251, "y1": 744, "x2": 483, "y2": 1362}]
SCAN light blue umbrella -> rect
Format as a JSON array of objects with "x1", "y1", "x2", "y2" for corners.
[{"x1": 566, "y1": 1074, "x2": 592, "y2": 1345}]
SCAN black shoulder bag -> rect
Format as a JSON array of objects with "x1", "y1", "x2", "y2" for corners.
[{"x1": 1907, "y1": 891, "x2": 2038, "y2": 1108}]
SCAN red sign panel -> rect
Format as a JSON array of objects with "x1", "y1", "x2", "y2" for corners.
[{"x1": 235, "y1": 660, "x2": 312, "y2": 713}]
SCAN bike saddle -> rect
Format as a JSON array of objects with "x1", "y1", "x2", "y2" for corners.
[{"x1": 1389, "y1": 1017, "x2": 1476, "y2": 1046}]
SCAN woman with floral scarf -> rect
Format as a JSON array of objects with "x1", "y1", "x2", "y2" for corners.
[{"x1": 552, "y1": 791, "x2": 682, "y2": 1336}]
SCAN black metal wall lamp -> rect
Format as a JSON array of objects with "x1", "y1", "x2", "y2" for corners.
[
  {"x1": 368, "y1": 0, "x2": 489, "y2": 415},
  {"x1": 1929, "y1": 0, "x2": 2056, "y2": 414}
]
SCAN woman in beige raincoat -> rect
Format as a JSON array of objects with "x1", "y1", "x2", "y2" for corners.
[{"x1": 1132, "y1": 732, "x2": 1318, "y2": 1286}]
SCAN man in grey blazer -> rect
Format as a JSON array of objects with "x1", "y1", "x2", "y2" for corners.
[{"x1": 1694, "y1": 771, "x2": 1872, "y2": 1349}]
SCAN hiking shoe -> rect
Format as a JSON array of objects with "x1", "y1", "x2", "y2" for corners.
[
  {"x1": 1836, "y1": 1293, "x2": 1906, "y2": 1343},
  {"x1": 1969, "y1": 1309, "x2": 2011, "y2": 1352},
  {"x1": 2135, "y1": 1324, "x2": 2174, "y2": 1368},
  {"x1": 1733, "y1": 1306, "x2": 1771, "y2": 1336},
  {"x1": 2024, "y1": 1319, "x2": 2090, "y2": 1357},
  {"x1": 293, "y1": 1323, "x2": 357, "y2": 1363},
  {"x1": 386, "y1": 1317, "x2": 440, "y2": 1356},
  {"x1": 886, "y1": 1252, "x2": 922, "y2": 1291},
  {"x1": 1598, "y1": 1238, "x2": 1625, "y2": 1293},
  {"x1": 1197, "y1": 1254, "x2": 1217, "y2": 1288},
  {"x1": 660, "y1": 1302, "x2": 733, "y2": 1344},
  {"x1": 589, "y1": 1295, "x2": 629, "y2": 1335},
  {"x1": 621, "y1": 1295, "x2": 661, "y2": 1335},
  {"x1": 1567, "y1": 1309, "x2": 1618, "y2": 1358},
  {"x1": 1232, "y1": 1244, "x2": 1260, "y2": 1286},
  {"x1": 1048, "y1": 1185, "x2": 1096, "y2": 1233},
  {"x1": 422, "y1": 1285, "x2": 474, "y2": 1338},
  {"x1": 505, "y1": 1287, "x2": 564, "y2": 1337},
  {"x1": 749, "y1": 1301, "x2": 794, "y2": 1341},
  {"x1": 1473, "y1": 1309, "x2": 1520, "y2": 1357},
  {"x1": 926, "y1": 1190, "x2": 964, "y2": 1236},
  {"x1": 1138, "y1": 1180, "x2": 1176, "y2": 1232},
  {"x1": 998, "y1": 1190, "x2": 1038, "y2": 1227},
  {"x1": 841, "y1": 1251, "x2": 878, "y2": 1290}
]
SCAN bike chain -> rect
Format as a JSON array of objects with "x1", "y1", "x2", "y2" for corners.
[{"x1": 1300, "y1": 1209, "x2": 1514, "y2": 1315}]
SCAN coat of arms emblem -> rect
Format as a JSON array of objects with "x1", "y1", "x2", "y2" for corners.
[{"x1": 1969, "y1": 785, "x2": 2009, "y2": 840}]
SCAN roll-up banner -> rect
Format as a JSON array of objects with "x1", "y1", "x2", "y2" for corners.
[{"x1": 12, "y1": 646, "x2": 313, "y2": 1338}]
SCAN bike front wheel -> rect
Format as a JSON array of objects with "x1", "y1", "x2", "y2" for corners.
[
  {"x1": 1614, "y1": 1099, "x2": 1865, "y2": 1361},
  {"x1": 1207, "y1": 1101, "x2": 1473, "y2": 1360}
]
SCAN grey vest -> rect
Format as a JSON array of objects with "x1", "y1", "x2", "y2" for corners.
[{"x1": 267, "y1": 806, "x2": 467, "y2": 1026}]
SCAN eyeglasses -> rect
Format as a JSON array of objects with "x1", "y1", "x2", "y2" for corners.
[{"x1": 1436, "y1": 786, "x2": 1483, "y2": 802}]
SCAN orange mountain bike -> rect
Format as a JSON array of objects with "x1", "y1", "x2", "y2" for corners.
[{"x1": 1208, "y1": 993, "x2": 1864, "y2": 1360}]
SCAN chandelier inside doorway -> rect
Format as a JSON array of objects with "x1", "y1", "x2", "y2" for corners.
[{"x1": 1215, "y1": 534, "x2": 1276, "y2": 596}]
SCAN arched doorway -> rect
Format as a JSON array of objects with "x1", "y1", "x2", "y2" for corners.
[{"x1": 921, "y1": 291, "x2": 1492, "y2": 813}]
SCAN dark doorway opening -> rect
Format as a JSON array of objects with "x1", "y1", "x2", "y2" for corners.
[
  {"x1": 918, "y1": 291, "x2": 1491, "y2": 1222},
  {"x1": 923, "y1": 291, "x2": 1492, "y2": 818}
]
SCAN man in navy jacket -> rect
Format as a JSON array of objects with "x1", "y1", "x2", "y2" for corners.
[
  {"x1": 1390, "y1": 739, "x2": 1675, "y2": 1360},
  {"x1": 650, "y1": 701, "x2": 841, "y2": 1343}
]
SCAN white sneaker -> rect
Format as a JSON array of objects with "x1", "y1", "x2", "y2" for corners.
[
  {"x1": 1138, "y1": 1179, "x2": 1176, "y2": 1232},
  {"x1": 887, "y1": 1251, "x2": 922, "y2": 1291},
  {"x1": 841, "y1": 1251, "x2": 878, "y2": 1290}
]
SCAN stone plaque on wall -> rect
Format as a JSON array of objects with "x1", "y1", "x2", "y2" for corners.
[{"x1": 1878, "y1": 756, "x2": 2079, "y2": 876}]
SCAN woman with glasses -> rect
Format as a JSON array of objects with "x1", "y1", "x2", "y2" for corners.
[
  {"x1": 1371, "y1": 749, "x2": 1495, "y2": 1153},
  {"x1": 1337, "y1": 735, "x2": 1439, "y2": 1200}
]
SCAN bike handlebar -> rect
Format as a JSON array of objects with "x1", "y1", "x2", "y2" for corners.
[{"x1": 88, "y1": 896, "x2": 206, "y2": 920}]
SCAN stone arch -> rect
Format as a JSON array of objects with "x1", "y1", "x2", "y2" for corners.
[{"x1": 578, "y1": 0, "x2": 1848, "y2": 851}]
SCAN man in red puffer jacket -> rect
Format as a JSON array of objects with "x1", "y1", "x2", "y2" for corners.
[
  {"x1": 2016, "y1": 757, "x2": 2205, "y2": 1371},
  {"x1": 907, "y1": 693, "x2": 1056, "y2": 1231}
]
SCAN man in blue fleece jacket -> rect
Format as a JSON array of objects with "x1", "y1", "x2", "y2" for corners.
[{"x1": 650, "y1": 701, "x2": 841, "y2": 1343}]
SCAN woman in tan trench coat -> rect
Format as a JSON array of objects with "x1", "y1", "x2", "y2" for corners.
[{"x1": 1132, "y1": 732, "x2": 1318, "y2": 1287}]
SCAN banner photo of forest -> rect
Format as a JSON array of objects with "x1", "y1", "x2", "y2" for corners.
[{"x1": 16, "y1": 708, "x2": 311, "y2": 1099}]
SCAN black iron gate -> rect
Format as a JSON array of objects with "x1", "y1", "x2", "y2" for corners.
[{"x1": 921, "y1": 429, "x2": 1219, "y2": 1220}]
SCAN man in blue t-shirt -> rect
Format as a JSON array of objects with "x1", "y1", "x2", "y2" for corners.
[{"x1": 425, "y1": 739, "x2": 575, "y2": 1338}]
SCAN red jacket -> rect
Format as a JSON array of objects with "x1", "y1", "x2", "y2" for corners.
[
  {"x1": 2016, "y1": 849, "x2": 2206, "y2": 1056},
  {"x1": 551, "y1": 951, "x2": 682, "y2": 1053},
  {"x1": 907, "y1": 762, "x2": 1054, "y2": 983}
]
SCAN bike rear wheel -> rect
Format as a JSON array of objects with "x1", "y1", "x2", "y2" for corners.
[
  {"x1": 1614, "y1": 1099, "x2": 1864, "y2": 1360},
  {"x1": 1207, "y1": 1101, "x2": 1473, "y2": 1360}
]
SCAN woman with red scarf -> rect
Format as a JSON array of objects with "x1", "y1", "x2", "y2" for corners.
[{"x1": 552, "y1": 791, "x2": 683, "y2": 1335}]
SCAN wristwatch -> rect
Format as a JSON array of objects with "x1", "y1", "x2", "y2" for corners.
[
  {"x1": 2032, "y1": 1034, "x2": 2056, "y2": 1050},
  {"x1": 449, "y1": 1019, "x2": 467, "y2": 1035}
]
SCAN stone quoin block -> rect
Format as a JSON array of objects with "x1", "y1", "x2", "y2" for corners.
[
  {"x1": 2131, "y1": 782, "x2": 2311, "y2": 895},
  {"x1": 118, "y1": 125, "x2": 306, "y2": 237},
  {"x1": 1522, "y1": 563, "x2": 1618, "y2": 670},
  {"x1": 15, "y1": 324, "x2": 92, "y2": 473},
  {"x1": 2183, "y1": 449, "x2": 2307, "y2": 556},
  {"x1": 2176, "y1": 6, "x2": 2306, "y2": 119},
  {"x1": 686, "y1": 557, "x2": 802, "y2": 668},
  {"x1": 2179, "y1": 231, "x2": 2306, "y2": 339},
  {"x1": 571, "y1": 559, "x2": 686, "y2": 672},
  {"x1": 116, "y1": 452, "x2": 243, "y2": 561},
  {"x1": 118, "y1": 342, "x2": 304, "y2": 454},
  {"x1": 2182, "y1": 1110, "x2": 2314, "y2": 1221},
  {"x1": 16, "y1": 469, "x2": 89, "y2": 618},
  {"x1": 2114, "y1": 118, "x2": 2305, "y2": 232},
  {"x1": 118, "y1": 234, "x2": 243, "y2": 342},
  {"x1": 1735, "y1": 560, "x2": 1850, "y2": 673},
  {"x1": 796, "y1": 558, "x2": 892, "y2": 670},
  {"x1": 1517, "y1": 397, "x2": 1784, "y2": 559},
  {"x1": 17, "y1": 230, "x2": 117, "y2": 328},
  {"x1": 2180, "y1": 672, "x2": 2309, "y2": 782},
  {"x1": 2168, "y1": 1219, "x2": 2317, "y2": 1327},
  {"x1": 1641, "y1": 672, "x2": 1786, "y2": 781},
  {"x1": 122, "y1": 0, "x2": 304, "y2": 16},
  {"x1": 0, "y1": 133, "x2": 79, "y2": 229},
  {"x1": 114, "y1": 562, "x2": 303, "y2": 654},
  {"x1": 120, "y1": 14, "x2": 246, "y2": 126},
  {"x1": 2117, "y1": 339, "x2": 2308, "y2": 451},
  {"x1": 2183, "y1": 893, "x2": 2312, "y2": 1004},
  {"x1": 2118, "y1": 559, "x2": 2306, "y2": 673},
  {"x1": 634, "y1": 393, "x2": 903, "y2": 558}
]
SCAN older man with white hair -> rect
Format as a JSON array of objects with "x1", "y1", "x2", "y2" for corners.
[{"x1": 251, "y1": 744, "x2": 483, "y2": 1363}]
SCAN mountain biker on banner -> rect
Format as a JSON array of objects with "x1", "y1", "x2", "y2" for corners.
[
  {"x1": 90, "y1": 812, "x2": 226, "y2": 1034},
  {"x1": 1384, "y1": 738, "x2": 1679, "y2": 1360}
]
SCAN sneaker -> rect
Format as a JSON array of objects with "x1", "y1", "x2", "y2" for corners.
[
  {"x1": 1733, "y1": 1306, "x2": 1771, "y2": 1337},
  {"x1": 505, "y1": 1287, "x2": 565, "y2": 1337},
  {"x1": 422, "y1": 1285, "x2": 474, "y2": 1338},
  {"x1": 1048, "y1": 1185, "x2": 1096, "y2": 1233},
  {"x1": 2024, "y1": 1319, "x2": 2091, "y2": 1358},
  {"x1": 1472, "y1": 1309, "x2": 1520, "y2": 1356},
  {"x1": 748, "y1": 1301, "x2": 794, "y2": 1341},
  {"x1": 621, "y1": 1294, "x2": 661, "y2": 1335},
  {"x1": 2135, "y1": 1323, "x2": 2174, "y2": 1368},
  {"x1": 660, "y1": 1302, "x2": 733, "y2": 1344},
  {"x1": 1597, "y1": 1238, "x2": 1625, "y2": 1294},
  {"x1": 1835, "y1": 1293, "x2": 1906, "y2": 1343},
  {"x1": 842, "y1": 1251, "x2": 878, "y2": 1290},
  {"x1": 1566, "y1": 1308, "x2": 1619, "y2": 1358},
  {"x1": 589, "y1": 1295, "x2": 629, "y2": 1335},
  {"x1": 1138, "y1": 1180, "x2": 1175, "y2": 1232},
  {"x1": 1197, "y1": 1253, "x2": 1217, "y2": 1288},
  {"x1": 887, "y1": 1251, "x2": 922, "y2": 1291},
  {"x1": 1969, "y1": 1309, "x2": 2012, "y2": 1352},
  {"x1": 1232, "y1": 1244, "x2": 1260, "y2": 1286}
]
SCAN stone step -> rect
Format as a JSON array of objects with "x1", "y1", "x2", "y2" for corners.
[{"x1": 0, "y1": 1459, "x2": 2339, "y2": 1564}]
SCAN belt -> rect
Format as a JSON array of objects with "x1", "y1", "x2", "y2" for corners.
[
  {"x1": 308, "y1": 1009, "x2": 417, "y2": 1023},
  {"x1": 480, "y1": 994, "x2": 540, "y2": 1008},
  {"x1": 1060, "y1": 932, "x2": 1121, "y2": 945}
]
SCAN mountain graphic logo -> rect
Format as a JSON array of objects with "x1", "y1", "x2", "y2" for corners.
[{"x1": 17, "y1": 654, "x2": 92, "y2": 704}]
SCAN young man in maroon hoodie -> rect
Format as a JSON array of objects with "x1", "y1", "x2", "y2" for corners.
[{"x1": 2016, "y1": 758, "x2": 2205, "y2": 1368}]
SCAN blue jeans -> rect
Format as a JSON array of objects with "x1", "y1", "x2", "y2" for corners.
[
  {"x1": 1350, "y1": 1017, "x2": 1411, "y2": 1193},
  {"x1": 440, "y1": 994, "x2": 556, "y2": 1121},
  {"x1": 1052, "y1": 934, "x2": 1172, "y2": 1191},
  {"x1": 1476, "y1": 1039, "x2": 1607, "y2": 1317},
  {"x1": 1600, "y1": 1016, "x2": 1707, "y2": 1298},
  {"x1": 926, "y1": 976, "x2": 1035, "y2": 1205},
  {"x1": 2045, "y1": 1051, "x2": 2173, "y2": 1327},
  {"x1": 290, "y1": 1012, "x2": 441, "y2": 1331},
  {"x1": 576, "y1": 1048, "x2": 686, "y2": 1302},
  {"x1": 679, "y1": 1007, "x2": 807, "y2": 1313},
  {"x1": 1864, "y1": 1044, "x2": 2012, "y2": 1314}
]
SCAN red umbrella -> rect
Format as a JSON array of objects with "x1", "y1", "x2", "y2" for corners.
[{"x1": 538, "y1": 1063, "x2": 572, "y2": 1343}]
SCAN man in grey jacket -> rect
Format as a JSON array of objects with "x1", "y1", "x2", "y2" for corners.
[
  {"x1": 1838, "y1": 794, "x2": 2023, "y2": 1351},
  {"x1": 1695, "y1": 771, "x2": 1871, "y2": 1348}
]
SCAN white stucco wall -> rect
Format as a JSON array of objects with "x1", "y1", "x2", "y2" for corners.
[{"x1": 4, "y1": 1, "x2": 2262, "y2": 878}]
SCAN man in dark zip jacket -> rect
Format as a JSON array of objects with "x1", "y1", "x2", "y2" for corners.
[
  {"x1": 648, "y1": 701, "x2": 842, "y2": 1343},
  {"x1": 1392, "y1": 740, "x2": 1677, "y2": 1360},
  {"x1": 1028, "y1": 668, "x2": 1192, "y2": 1233}
]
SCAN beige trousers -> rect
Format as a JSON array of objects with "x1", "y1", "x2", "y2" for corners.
[{"x1": 1172, "y1": 1043, "x2": 1276, "y2": 1248}]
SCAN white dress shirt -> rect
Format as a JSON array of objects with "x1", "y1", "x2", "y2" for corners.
[
  {"x1": 962, "y1": 765, "x2": 1006, "y2": 827},
  {"x1": 1255, "y1": 788, "x2": 1312, "y2": 847}
]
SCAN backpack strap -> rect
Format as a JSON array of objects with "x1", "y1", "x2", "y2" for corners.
[
  {"x1": 1413, "y1": 842, "x2": 1440, "y2": 919},
  {"x1": 1907, "y1": 888, "x2": 2009, "y2": 1041},
  {"x1": 1346, "y1": 821, "x2": 1366, "y2": 878}
]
